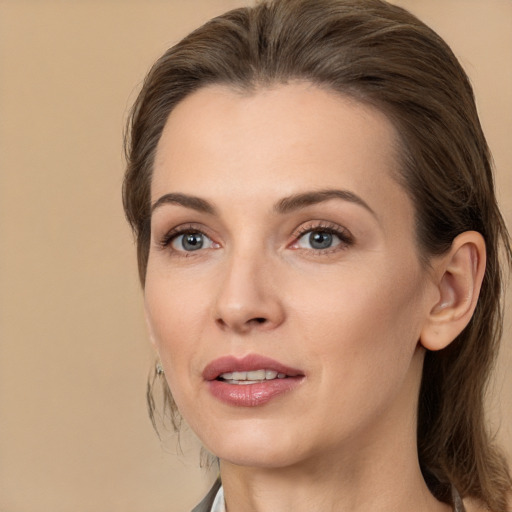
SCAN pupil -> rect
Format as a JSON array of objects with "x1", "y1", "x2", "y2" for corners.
[
  {"x1": 309, "y1": 231, "x2": 332, "y2": 249},
  {"x1": 183, "y1": 233, "x2": 203, "y2": 251}
]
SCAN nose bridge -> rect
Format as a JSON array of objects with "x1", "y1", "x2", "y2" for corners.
[{"x1": 213, "y1": 240, "x2": 284, "y2": 332}]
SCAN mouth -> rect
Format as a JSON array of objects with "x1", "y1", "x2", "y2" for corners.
[
  {"x1": 203, "y1": 354, "x2": 304, "y2": 382},
  {"x1": 203, "y1": 354, "x2": 305, "y2": 407},
  {"x1": 217, "y1": 369, "x2": 289, "y2": 385}
]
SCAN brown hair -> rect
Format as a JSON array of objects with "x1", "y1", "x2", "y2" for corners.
[{"x1": 123, "y1": 0, "x2": 512, "y2": 508}]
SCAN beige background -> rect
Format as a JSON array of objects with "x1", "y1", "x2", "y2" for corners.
[{"x1": 0, "y1": 1, "x2": 510, "y2": 511}]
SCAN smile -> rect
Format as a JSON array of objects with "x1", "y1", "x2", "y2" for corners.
[{"x1": 203, "y1": 355, "x2": 305, "y2": 407}]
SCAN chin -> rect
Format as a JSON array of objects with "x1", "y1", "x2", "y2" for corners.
[
  {"x1": 216, "y1": 447, "x2": 303, "y2": 470},
  {"x1": 198, "y1": 421, "x2": 308, "y2": 469}
]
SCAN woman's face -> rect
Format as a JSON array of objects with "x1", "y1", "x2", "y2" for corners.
[{"x1": 145, "y1": 83, "x2": 437, "y2": 468}]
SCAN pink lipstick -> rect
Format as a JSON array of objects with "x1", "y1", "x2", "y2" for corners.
[{"x1": 203, "y1": 354, "x2": 305, "y2": 407}]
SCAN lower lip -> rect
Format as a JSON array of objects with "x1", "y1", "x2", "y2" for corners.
[{"x1": 207, "y1": 377, "x2": 303, "y2": 407}]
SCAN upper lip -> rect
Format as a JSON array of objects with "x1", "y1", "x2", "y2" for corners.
[{"x1": 202, "y1": 354, "x2": 304, "y2": 381}]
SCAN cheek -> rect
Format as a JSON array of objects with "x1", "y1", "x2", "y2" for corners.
[
  {"x1": 292, "y1": 259, "x2": 426, "y2": 377},
  {"x1": 145, "y1": 291, "x2": 203, "y2": 419},
  {"x1": 289, "y1": 266, "x2": 426, "y2": 438},
  {"x1": 144, "y1": 272, "x2": 209, "y2": 382}
]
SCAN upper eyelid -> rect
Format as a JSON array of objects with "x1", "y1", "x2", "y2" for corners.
[{"x1": 292, "y1": 221, "x2": 353, "y2": 238}]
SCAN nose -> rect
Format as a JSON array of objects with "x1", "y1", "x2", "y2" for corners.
[{"x1": 213, "y1": 250, "x2": 285, "y2": 334}]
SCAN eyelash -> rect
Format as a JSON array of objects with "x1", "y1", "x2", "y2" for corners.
[
  {"x1": 157, "y1": 224, "x2": 210, "y2": 250},
  {"x1": 291, "y1": 222, "x2": 354, "y2": 253},
  {"x1": 156, "y1": 221, "x2": 354, "y2": 255}
]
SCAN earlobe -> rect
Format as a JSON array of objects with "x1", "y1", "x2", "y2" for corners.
[{"x1": 420, "y1": 231, "x2": 486, "y2": 351}]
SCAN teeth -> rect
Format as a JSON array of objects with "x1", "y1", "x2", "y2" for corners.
[
  {"x1": 219, "y1": 369, "x2": 287, "y2": 382},
  {"x1": 247, "y1": 370, "x2": 266, "y2": 380}
]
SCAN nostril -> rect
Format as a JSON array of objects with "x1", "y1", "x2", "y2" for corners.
[
  {"x1": 215, "y1": 317, "x2": 228, "y2": 330},
  {"x1": 215, "y1": 315, "x2": 269, "y2": 331}
]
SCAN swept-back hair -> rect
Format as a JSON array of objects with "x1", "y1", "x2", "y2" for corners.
[{"x1": 123, "y1": 0, "x2": 511, "y2": 508}]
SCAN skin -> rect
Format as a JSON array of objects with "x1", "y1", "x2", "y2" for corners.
[{"x1": 144, "y1": 83, "x2": 481, "y2": 512}]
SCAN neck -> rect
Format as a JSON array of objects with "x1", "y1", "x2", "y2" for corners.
[
  {"x1": 219, "y1": 439, "x2": 450, "y2": 512},
  {"x1": 218, "y1": 352, "x2": 451, "y2": 512}
]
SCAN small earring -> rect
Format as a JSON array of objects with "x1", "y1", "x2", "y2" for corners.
[{"x1": 156, "y1": 363, "x2": 164, "y2": 375}]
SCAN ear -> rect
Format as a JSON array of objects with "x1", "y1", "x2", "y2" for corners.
[{"x1": 420, "y1": 231, "x2": 486, "y2": 351}]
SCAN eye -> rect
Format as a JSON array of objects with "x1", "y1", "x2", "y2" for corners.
[
  {"x1": 297, "y1": 230, "x2": 341, "y2": 250},
  {"x1": 170, "y1": 231, "x2": 216, "y2": 252},
  {"x1": 290, "y1": 223, "x2": 354, "y2": 253}
]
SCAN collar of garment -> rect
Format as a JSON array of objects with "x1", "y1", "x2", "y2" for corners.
[
  {"x1": 210, "y1": 485, "x2": 466, "y2": 512},
  {"x1": 211, "y1": 485, "x2": 225, "y2": 512}
]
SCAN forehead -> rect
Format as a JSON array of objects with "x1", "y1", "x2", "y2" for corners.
[{"x1": 152, "y1": 82, "x2": 410, "y2": 223}]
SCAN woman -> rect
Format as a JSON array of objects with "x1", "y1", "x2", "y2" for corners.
[{"x1": 123, "y1": 0, "x2": 512, "y2": 510}]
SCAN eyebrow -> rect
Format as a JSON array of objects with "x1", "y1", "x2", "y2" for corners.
[
  {"x1": 151, "y1": 188, "x2": 376, "y2": 218},
  {"x1": 274, "y1": 189, "x2": 376, "y2": 217},
  {"x1": 151, "y1": 193, "x2": 217, "y2": 215}
]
